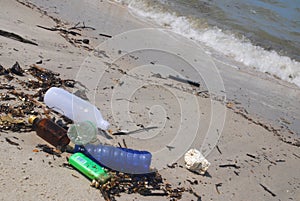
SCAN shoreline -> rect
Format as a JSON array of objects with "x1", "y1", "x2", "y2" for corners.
[{"x1": 0, "y1": 0, "x2": 299, "y2": 200}]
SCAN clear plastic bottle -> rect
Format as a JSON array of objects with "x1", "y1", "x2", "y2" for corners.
[
  {"x1": 67, "y1": 121, "x2": 98, "y2": 145},
  {"x1": 73, "y1": 144, "x2": 152, "y2": 174},
  {"x1": 44, "y1": 87, "x2": 109, "y2": 130}
]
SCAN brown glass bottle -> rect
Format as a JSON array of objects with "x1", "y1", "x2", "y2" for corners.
[{"x1": 29, "y1": 116, "x2": 70, "y2": 150}]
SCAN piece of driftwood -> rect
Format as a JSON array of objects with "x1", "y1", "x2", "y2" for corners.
[
  {"x1": 99, "y1": 33, "x2": 112, "y2": 38},
  {"x1": 219, "y1": 164, "x2": 240, "y2": 169},
  {"x1": 36, "y1": 25, "x2": 81, "y2": 36},
  {"x1": 259, "y1": 183, "x2": 276, "y2": 197},
  {"x1": 0, "y1": 29, "x2": 38, "y2": 46},
  {"x1": 168, "y1": 75, "x2": 200, "y2": 87},
  {"x1": 5, "y1": 137, "x2": 19, "y2": 146},
  {"x1": 69, "y1": 22, "x2": 96, "y2": 30}
]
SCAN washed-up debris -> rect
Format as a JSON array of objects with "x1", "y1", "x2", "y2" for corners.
[
  {"x1": 112, "y1": 126, "x2": 158, "y2": 136},
  {"x1": 29, "y1": 116, "x2": 70, "y2": 151},
  {"x1": 1, "y1": 114, "x2": 25, "y2": 124},
  {"x1": 275, "y1": 159, "x2": 285, "y2": 163},
  {"x1": 44, "y1": 87, "x2": 109, "y2": 130},
  {"x1": 0, "y1": 62, "x2": 76, "y2": 132},
  {"x1": 122, "y1": 139, "x2": 127, "y2": 148},
  {"x1": 0, "y1": 29, "x2": 38, "y2": 46},
  {"x1": 0, "y1": 83, "x2": 15, "y2": 90},
  {"x1": 168, "y1": 75, "x2": 200, "y2": 87},
  {"x1": 263, "y1": 155, "x2": 277, "y2": 165},
  {"x1": 69, "y1": 22, "x2": 96, "y2": 31},
  {"x1": 186, "y1": 179, "x2": 198, "y2": 185},
  {"x1": 186, "y1": 187, "x2": 202, "y2": 200},
  {"x1": 36, "y1": 23, "x2": 95, "y2": 50},
  {"x1": 69, "y1": 153, "x2": 110, "y2": 188},
  {"x1": 0, "y1": 114, "x2": 30, "y2": 132},
  {"x1": 259, "y1": 183, "x2": 276, "y2": 197},
  {"x1": 184, "y1": 149, "x2": 210, "y2": 175},
  {"x1": 215, "y1": 183, "x2": 222, "y2": 194},
  {"x1": 167, "y1": 162, "x2": 178, "y2": 169},
  {"x1": 233, "y1": 170, "x2": 239, "y2": 176},
  {"x1": 99, "y1": 33, "x2": 112, "y2": 38},
  {"x1": 0, "y1": 93, "x2": 15, "y2": 100},
  {"x1": 218, "y1": 164, "x2": 240, "y2": 169},
  {"x1": 216, "y1": 145, "x2": 222, "y2": 154},
  {"x1": 36, "y1": 144, "x2": 62, "y2": 157},
  {"x1": 246, "y1": 153, "x2": 257, "y2": 159},
  {"x1": 98, "y1": 171, "x2": 184, "y2": 201},
  {"x1": 10, "y1": 62, "x2": 24, "y2": 76},
  {"x1": 293, "y1": 153, "x2": 300, "y2": 159},
  {"x1": 5, "y1": 137, "x2": 19, "y2": 146},
  {"x1": 37, "y1": 25, "x2": 81, "y2": 36},
  {"x1": 0, "y1": 64, "x2": 9, "y2": 75}
]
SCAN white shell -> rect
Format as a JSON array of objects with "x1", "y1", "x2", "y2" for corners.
[{"x1": 184, "y1": 149, "x2": 210, "y2": 175}]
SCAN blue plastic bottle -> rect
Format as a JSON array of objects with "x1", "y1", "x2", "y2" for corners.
[{"x1": 73, "y1": 144, "x2": 152, "y2": 174}]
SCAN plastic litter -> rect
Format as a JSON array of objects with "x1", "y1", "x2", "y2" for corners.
[
  {"x1": 44, "y1": 87, "x2": 109, "y2": 130},
  {"x1": 184, "y1": 148, "x2": 210, "y2": 175},
  {"x1": 69, "y1": 152, "x2": 110, "y2": 187},
  {"x1": 73, "y1": 144, "x2": 152, "y2": 174},
  {"x1": 67, "y1": 121, "x2": 98, "y2": 145}
]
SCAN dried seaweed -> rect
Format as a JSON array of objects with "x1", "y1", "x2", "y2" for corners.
[
  {"x1": 0, "y1": 62, "x2": 76, "y2": 132},
  {"x1": 10, "y1": 62, "x2": 24, "y2": 76},
  {"x1": 0, "y1": 65, "x2": 9, "y2": 75},
  {"x1": 36, "y1": 144, "x2": 62, "y2": 157},
  {"x1": 98, "y1": 171, "x2": 184, "y2": 201}
]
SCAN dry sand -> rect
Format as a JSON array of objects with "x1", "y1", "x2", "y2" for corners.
[{"x1": 0, "y1": 0, "x2": 299, "y2": 201}]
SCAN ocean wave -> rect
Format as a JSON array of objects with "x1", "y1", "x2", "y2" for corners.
[{"x1": 113, "y1": 0, "x2": 300, "y2": 87}]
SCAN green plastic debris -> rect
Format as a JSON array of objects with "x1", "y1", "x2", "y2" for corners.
[{"x1": 69, "y1": 152, "x2": 110, "y2": 186}]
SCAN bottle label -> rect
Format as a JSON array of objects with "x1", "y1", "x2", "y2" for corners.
[{"x1": 75, "y1": 155, "x2": 87, "y2": 165}]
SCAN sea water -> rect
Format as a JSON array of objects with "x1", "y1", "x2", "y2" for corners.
[{"x1": 114, "y1": 0, "x2": 300, "y2": 87}]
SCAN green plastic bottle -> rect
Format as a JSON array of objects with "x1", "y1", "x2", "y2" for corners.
[{"x1": 69, "y1": 152, "x2": 110, "y2": 186}]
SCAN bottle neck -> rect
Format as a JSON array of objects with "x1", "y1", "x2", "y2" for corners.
[{"x1": 32, "y1": 118, "x2": 40, "y2": 130}]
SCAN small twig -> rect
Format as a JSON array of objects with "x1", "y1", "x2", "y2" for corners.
[
  {"x1": 216, "y1": 145, "x2": 222, "y2": 154},
  {"x1": 30, "y1": 64, "x2": 60, "y2": 76},
  {"x1": 37, "y1": 25, "x2": 81, "y2": 36},
  {"x1": 112, "y1": 126, "x2": 158, "y2": 135},
  {"x1": 215, "y1": 183, "x2": 222, "y2": 194},
  {"x1": 36, "y1": 144, "x2": 61, "y2": 157},
  {"x1": 71, "y1": 173, "x2": 80, "y2": 178},
  {"x1": 233, "y1": 171, "x2": 239, "y2": 176},
  {"x1": 99, "y1": 33, "x2": 112, "y2": 38},
  {"x1": 263, "y1": 155, "x2": 276, "y2": 165},
  {"x1": 246, "y1": 153, "x2": 257, "y2": 159},
  {"x1": 259, "y1": 183, "x2": 276, "y2": 197},
  {"x1": 69, "y1": 22, "x2": 96, "y2": 30},
  {"x1": 169, "y1": 75, "x2": 200, "y2": 87},
  {"x1": 219, "y1": 164, "x2": 240, "y2": 169},
  {"x1": 0, "y1": 29, "x2": 38, "y2": 46},
  {"x1": 122, "y1": 139, "x2": 127, "y2": 148},
  {"x1": 5, "y1": 137, "x2": 19, "y2": 146}
]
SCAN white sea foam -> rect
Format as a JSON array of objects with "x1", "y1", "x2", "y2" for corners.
[{"x1": 114, "y1": 0, "x2": 300, "y2": 87}]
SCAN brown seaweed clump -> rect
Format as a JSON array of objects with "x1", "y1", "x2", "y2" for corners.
[
  {"x1": 0, "y1": 62, "x2": 76, "y2": 132},
  {"x1": 98, "y1": 171, "x2": 185, "y2": 201}
]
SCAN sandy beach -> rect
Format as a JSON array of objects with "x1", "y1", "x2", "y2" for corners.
[{"x1": 0, "y1": 0, "x2": 299, "y2": 200}]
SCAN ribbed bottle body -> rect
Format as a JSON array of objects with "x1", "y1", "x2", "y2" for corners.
[{"x1": 74, "y1": 144, "x2": 152, "y2": 174}]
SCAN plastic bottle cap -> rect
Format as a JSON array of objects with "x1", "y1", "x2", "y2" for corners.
[
  {"x1": 99, "y1": 120, "x2": 110, "y2": 130},
  {"x1": 65, "y1": 141, "x2": 75, "y2": 153},
  {"x1": 28, "y1": 115, "x2": 38, "y2": 124}
]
